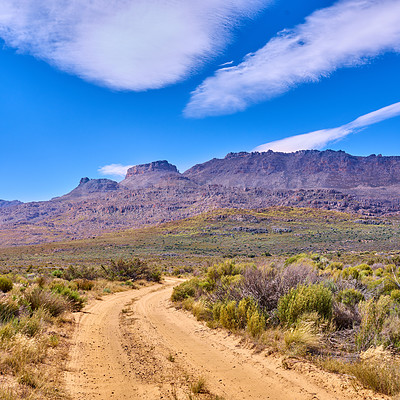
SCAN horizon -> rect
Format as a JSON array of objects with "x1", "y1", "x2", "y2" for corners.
[
  {"x1": 4, "y1": 147, "x2": 400, "y2": 203},
  {"x1": 1, "y1": 0, "x2": 400, "y2": 202}
]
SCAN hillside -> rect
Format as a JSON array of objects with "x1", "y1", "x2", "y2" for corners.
[
  {"x1": 1, "y1": 149, "x2": 400, "y2": 247},
  {"x1": 1, "y1": 207, "x2": 399, "y2": 267}
]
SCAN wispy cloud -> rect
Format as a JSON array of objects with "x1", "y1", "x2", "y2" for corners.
[
  {"x1": 98, "y1": 164, "x2": 133, "y2": 177},
  {"x1": 253, "y1": 102, "x2": 400, "y2": 153},
  {"x1": 0, "y1": 0, "x2": 269, "y2": 91},
  {"x1": 185, "y1": 0, "x2": 400, "y2": 118}
]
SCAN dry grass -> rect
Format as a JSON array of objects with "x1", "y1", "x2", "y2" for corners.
[
  {"x1": 190, "y1": 377, "x2": 208, "y2": 394},
  {"x1": 320, "y1": 347, "x2": 400, "y2": 397}
]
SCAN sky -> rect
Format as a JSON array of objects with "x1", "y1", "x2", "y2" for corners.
[{"x1": 1, "y1": 0, "x2": 400, "y2": 202}]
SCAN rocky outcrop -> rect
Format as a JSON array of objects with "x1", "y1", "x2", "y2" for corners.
[
  {"x1": 63, "y1": 178, "x2": 121, "y2": 198},
  {"x1": 125, "y1": 160, "x2": 178, "y2": 177},
  {"x1": 120, "y1": 160, "x2": 195, "y2": 189}
]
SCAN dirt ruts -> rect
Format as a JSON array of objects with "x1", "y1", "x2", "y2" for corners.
[{"x1": 65, "y1": 279, "x2": 387, "y2": 400}]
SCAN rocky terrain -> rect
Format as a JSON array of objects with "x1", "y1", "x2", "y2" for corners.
[
  {"x1": 0, "y1": 199, "x2": 22, "y2": 209},
  {"x1": 1, "y1": 149, "x2": 400, "y2": 246},
  {"x1": 184, "y1": 150, "x2": 400, "y2": 193}
]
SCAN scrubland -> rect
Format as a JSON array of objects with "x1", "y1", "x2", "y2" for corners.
[
  {"x1": 0, "y1": 258, "x2": 160, "y2": 399},
  {"x1": 172, "y1": 253, "x2": 400, "y2": 397}
]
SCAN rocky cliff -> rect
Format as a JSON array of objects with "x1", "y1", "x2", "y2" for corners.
[
  {"x1": 184, "y1": 150, "x2": 400, "y2": 192},
  {"x1": 120, "y1": 161, "x2": 194, "y2": 189}
]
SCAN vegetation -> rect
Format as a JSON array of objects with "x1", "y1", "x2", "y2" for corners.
[
  {"x1": 0, "y1": 257, "x2": 156, "y2": 399},
  {"x1": 172, "y1": 254, "x2": 400, "y2": 396},
  {"x1": 1, "y1": 208, "x2": 400, "y2": 268}
]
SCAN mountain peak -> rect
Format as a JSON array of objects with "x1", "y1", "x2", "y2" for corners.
[{"x1": 125, "y1": 161, "x2": 178, "y2": 178}]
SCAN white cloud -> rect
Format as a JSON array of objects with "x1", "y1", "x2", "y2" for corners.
[
  {"x1": 98, "y1": 164, "x2": 133, "y2": 177},
  {"x1": 185, "y1": 0, "x2": 400, "y2": 118},
  {"x1": 253, "y1": 102, "x2": 400, "y2": 152},
  {"x1": 0, "y1": 0, "x2": 269, "y2": 91}
]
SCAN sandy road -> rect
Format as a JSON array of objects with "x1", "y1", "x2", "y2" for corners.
[{"x1": 65, "y1": 278, "x2": 386, "y2": 400}]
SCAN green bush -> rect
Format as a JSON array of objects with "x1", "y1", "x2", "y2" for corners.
[
  {"x1": 171, "y1": 279, "x2": 199, "y2": 302},
  {"x1": 103, "y1": 258, "x2": 161, "y2": 282},
  {"x1": 204, "y1": 260, "x2": 242, "y2": 290},
  {"x1": 247, "y1": 310, "x2": 266, "y2": 338},
  {"x1": 337, "y1": 288, "x2": 365, "y2": 307},
  {"x1": 51, "y1": 270, "x2": 63, "y2": 278},
  {"x1": 342, "y1": 267, "x2": 360, "y2": 280},
  {"x1": 277, "y1": 284, "x2": 333, "y2": 326},
  {"x1": 51, "y1": 284, "x2": 85, "y2": 311},
  {"x1": 219, "y1": 300, "x2": 238, "y2": 331},
  {"x1": 0, "y1": 276, "x2": 13, "y2": 293},
  {"x1": 391, "y1": 289, "x2": 400, "y2": 302}
]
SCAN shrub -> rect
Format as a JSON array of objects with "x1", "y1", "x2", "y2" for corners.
[
  {"x1": 191, "y1": 301, "x2": 212, "y2": 322},
  {"x1": 0, "y1": 299, "x2": 19, "y2": 323},
  {"x1": 277, "y1": 284, "x2": 332, "y2": 326},
  {"x1": 381, "y1": 314, "x2": 400, "y2": 349},
  {"x1": 247, "y1": 310, "x2": 266, "y2": 338},
  {"x1": 337, "y1": 288, "x2": 364, "y2": 307},
  {"x1": 219, "y1": 301, "x2": 238, "y2": 331},
  {"x1": 171, "y1": 279, "x2": 199, "y2": 302},
  {"x1": 284, "y1": 321, "x2": 320, "y2": 356},
  {"x1": 346, "y1": 349, "x2": 400, "y2": 396},
  {"x1": 356, "y1": 296, "x2": 393, "y2": 351},
  {"x1": 23, "y1": 288, "x2": 69, "y2": 317},
  {"x1": 74, "y1": 279, "x2": 94, "y2": 291},
  {"x1": 332, "y1": 301, "x2": 360, "y2": 329},
  {"x1": 342, "y1": 267, "x2": 360, "y2": 280},
  {"x1": 329, "y1": 262, "x2": 344, "y2": 270},
  {"x1": 239, "y1": 267, "x2": 280, "y2": 312},
  {"x1": 204, "y1": 260, "x2": 242, "y2": 291},
  {"x1": 391, "y1": 289, "x2": 400, "y2": 302},
  {"x1": 103, "y1": 258, "x2": 161, "y2": 282},
  {"x1": 63, "y1": 265, "x2": 103, "y2": 281},
  {"x1": 0, "y1": 276, "x2": 13, "y2": 293},
  {"x1": 51, "y1": 270, "x2": 63, "y2": 278},
  {"x1": 18, "y1": 310, "x2": 47, "y2": 337},
  {"x1": 51, "y1": 284, "x2": 85, "y2": 311}
]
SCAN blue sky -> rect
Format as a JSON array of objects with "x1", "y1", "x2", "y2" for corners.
[{"x1": 1, "y1": 0, "x2": 400, "y2": 202}]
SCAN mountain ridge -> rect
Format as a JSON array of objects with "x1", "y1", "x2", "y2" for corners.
[{"x1": 1, "y1": 149, "x2": 400, "y2": 247}]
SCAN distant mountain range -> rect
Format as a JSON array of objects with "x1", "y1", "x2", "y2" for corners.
[
  {"x1": 0, "y1": 199, "x2": 22, "y2": 209},
  {"x1": 1, "y1": 150, "x2": 400, "y2": 247}
]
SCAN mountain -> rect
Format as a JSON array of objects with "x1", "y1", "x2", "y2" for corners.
[
  {"x1": 63, "y1": 178, "x2": 122, "y2": 198},
  {"x1": 0, "y1": 200, "x2": 23, "y2": 209},
  {"x1": 120, "y1": 161, "x2": 194, "y2": 189},
  {"x1": 184, "y1": 150, "x2": 400, "y2": 194},
  {"x1": 1, "y1": 149, "x2": 400, "y2": 247}
]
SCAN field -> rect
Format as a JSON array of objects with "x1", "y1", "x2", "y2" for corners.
[{"x1": 1, "y1": 207, "x2": 399, "y2": 270}]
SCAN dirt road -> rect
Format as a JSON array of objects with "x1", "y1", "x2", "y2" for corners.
[{"x1": 65, "y1": 279, "x2": 386, "y2": 400}]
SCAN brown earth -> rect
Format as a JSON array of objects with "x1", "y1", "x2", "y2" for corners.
[{"x1": 64, "y1": 279, "x2": 388, "y2": 400}]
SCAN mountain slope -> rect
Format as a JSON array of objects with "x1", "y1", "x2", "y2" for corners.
[{"x1": 184, "y1": 150, "x2": 400, "y2": 192}]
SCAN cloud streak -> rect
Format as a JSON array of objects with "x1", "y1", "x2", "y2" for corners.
[
  {"x1": 253, "y1": 102, "x2": 400, "y2": 153},
  {"x1": 98, "y1": 164, "x2": 133, "y2": 177},
  {"x1": 0, "y1": 0, "x2": 269, "y2": 91},
  {"x1": 185, "y1": 0, "x2": 400, "y2": 118}
]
